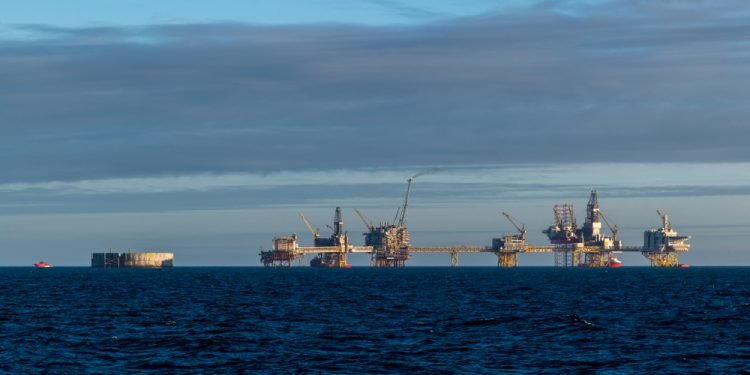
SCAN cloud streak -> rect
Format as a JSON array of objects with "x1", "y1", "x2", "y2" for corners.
[
  {"x1": 1, "y1": 0, "x2": 749, "y2": 185},
  {"x1": 0, "y1": 163, "x2": 746, "y2": 217}
]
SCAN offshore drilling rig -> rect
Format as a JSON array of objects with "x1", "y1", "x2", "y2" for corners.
[
  {"x1": 262, "y1": 179, "x2": 692, "y2": 267},
  {"x1": 260, "y1": 207, "x2": 372, "y2": 267},
  {"x1": 544, "y1": 191, "x2": 626, "y2": 267},
  {"x1": 304, "y1": 208, "x2": 349, "y2": 267}
]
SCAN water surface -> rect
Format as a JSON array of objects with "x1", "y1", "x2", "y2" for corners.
[{"x1": 1, "y1": 267, "x2": 748, "y2": 373}]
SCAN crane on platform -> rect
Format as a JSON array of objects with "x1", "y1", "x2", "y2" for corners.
[
  {"x1": 599, "y1": 210, "x2": 618, "y2": 242},
  {"x1": 353, "y1": 208, "x2": 374, "y2": 231},
  {"x1": 299, "y1": 213, "x2": 320, "y2": 239},
  {"x1": 502, "y1": 211, "x2": 527, "y2": 240},
  {"x1": 397, "y1": 177, "x2": 414, "y2": 226}
]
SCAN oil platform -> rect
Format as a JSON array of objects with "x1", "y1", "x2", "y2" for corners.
[
  {"x1": 261, "y1": 178, "x2": 691, "y2": 268},
  {"x1": 360, "y1": 177, "x2": 414, "y2": 267},
  {"x1": 543, "y1": 190, "x2": 626, "y2": 267},
  {"x1": 642, "y1": 210, "x2": 691, "y2": 266},
  {"x1": 260, "y1": 207, "x2": 373, "y2": 267}
]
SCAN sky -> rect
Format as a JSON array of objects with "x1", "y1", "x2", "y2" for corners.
[{"x1": 0, "y1": 0, "x2": 748, "y2": 266}]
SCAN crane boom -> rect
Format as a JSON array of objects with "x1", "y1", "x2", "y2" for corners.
[
  {"x1": 599, "y1": 210, "x2": 618, "y2": 241},
  {"x1": 299, "y1": 213, "x2": 319, "y2": 238},
  {"x1": 502, "y1": 211, "x2": 527, "y2": 240},
  {"x1": 353, "y1": 208, "x2": 374, "y2": 231},
  {"x1": 397, "y1": 177, "x2": 413, "y2": 226}
]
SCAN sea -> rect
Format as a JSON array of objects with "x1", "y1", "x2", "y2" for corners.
[{"x1": 2, "y1": 267, "x2": 749, "y2": 373}]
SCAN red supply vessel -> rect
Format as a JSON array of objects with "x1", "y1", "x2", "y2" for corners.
[
  {"x1": 608, "y1": 257, "x2": 622, "y2": 268},
  {"x1": 34, "y1": 260, "x2": 53, "y2": 268}
]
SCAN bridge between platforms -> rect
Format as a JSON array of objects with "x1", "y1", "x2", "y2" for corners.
[{"x1": 260, "y1": 237, "x2": 650, "y2": 268}]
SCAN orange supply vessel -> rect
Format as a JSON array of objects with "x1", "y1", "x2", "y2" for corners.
[
  {"x1": 34, "y1": 261, "x2": 53, "y2": 268},
  {"x1": 609, "y1": 257, "x2": 622, "y2": 268}
]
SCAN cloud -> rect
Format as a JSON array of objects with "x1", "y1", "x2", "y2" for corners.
[
  {"x1": 1, "y1": 0, "x2": 749, "y2": 185},
  {"x1": 359, "y1": 0, "x2": 445, "y2": 20},
  {"x1": 0, "y1": 163, "x2": 747, "y2": 216}
]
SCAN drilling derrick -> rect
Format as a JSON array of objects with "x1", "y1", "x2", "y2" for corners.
[
  {"x1": 309, "y1": 207, "x2": 350, "y2": 268},
  {"x1": 263, "y1": 207, "x2": 353, "y2": 268},
  {"x1": 544, "y1": 204, "x2": 579, "y2": 244},
  {"x1": 642, "y1": 210, "x2": 691, "y2": 267},
  {"x1": 543, "y1": 204, "x2": 582, "y2": 267},
  {"x1": 578, "y1": 191, "x2": 622, "y2": 267},
  {"x1": 581, "y1": 190, "x2": 602, "y2": 242}
]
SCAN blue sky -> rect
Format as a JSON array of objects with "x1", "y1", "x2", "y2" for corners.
[
  {"x1": 1, "y1": 0, "x2": 534, "y2": 27},
  {"x1": 0, "y1": 0, "x2": 748, "y2": 266}
]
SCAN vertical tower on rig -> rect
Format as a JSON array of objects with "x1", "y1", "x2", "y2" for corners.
[
  {"x1": 581, "y1": 190, "x2": 602, "y2": 242},
  {"x1": 544, "y1": 204, "x2": 579, "y2": 245},
  {"x1": 309, "y1": 207, "x2": 350, "y2": 268},
  {"x1": 547, "y1": 191, "x2": 621, "y2": 267}
]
